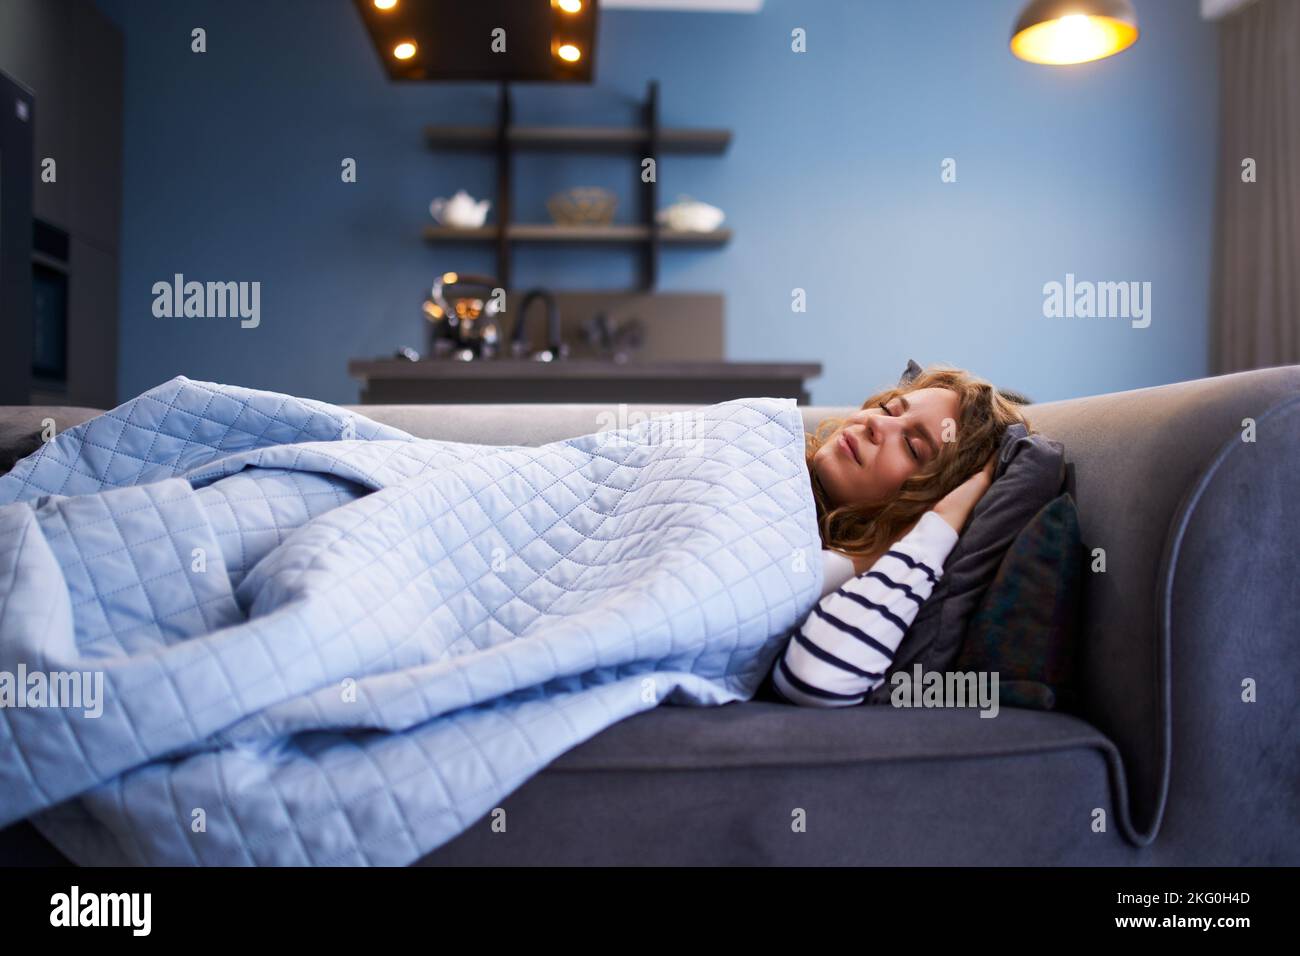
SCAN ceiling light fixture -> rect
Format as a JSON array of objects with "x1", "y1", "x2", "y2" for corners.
[{"x1": 1010, "y1": 0, "x2": 1139, "y2": 65}]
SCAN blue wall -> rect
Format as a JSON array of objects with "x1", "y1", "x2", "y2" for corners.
[{"x1": 96, "y1": 0, "x2": 1218, "y2": 406}]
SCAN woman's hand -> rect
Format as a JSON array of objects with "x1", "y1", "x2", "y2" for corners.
[
  {"x1": 932, "y1": 451, "x2": 998, "y2": 534},
  {"x1": 847, "y1": 452, "x2": 998, "y2": 575}
]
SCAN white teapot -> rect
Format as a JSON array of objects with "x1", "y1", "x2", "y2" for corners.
[{"x1": 430, "y1": 190, "x2": 491, "y2": 228}]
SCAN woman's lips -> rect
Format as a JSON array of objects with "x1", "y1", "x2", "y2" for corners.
[{"x1": 838, "y1": 432, "x2": 861, "y2": 465}]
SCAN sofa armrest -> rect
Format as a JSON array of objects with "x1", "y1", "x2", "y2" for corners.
[
  {"x1": 0, "y1": 406, "x2": 105, "y2": 475},
  {"x1": 1151, "y1": 391, "x2": 1300, "y2": 861},
  {"x1": 1030, "y1": 367, "x2": 1300, "y2": 852}
]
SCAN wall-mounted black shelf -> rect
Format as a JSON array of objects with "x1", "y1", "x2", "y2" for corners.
[
  {"x1": 424, "y1": 80, "x2": 731, "y2": 292},
  {"x1": 422, "y1": 224, "x2": 731, "y2": 244},
  {"x1": 424, "y1": 124, "x2": 731, "y2": 154}
]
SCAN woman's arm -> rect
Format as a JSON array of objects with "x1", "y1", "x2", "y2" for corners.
[
  {"x1": 770, "y1": 510, "x2": 959, "y2": 706},
  {"x1": 770, "y1": 453, "x2": 996, "y2": 707}
]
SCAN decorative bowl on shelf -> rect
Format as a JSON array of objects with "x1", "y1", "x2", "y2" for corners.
[
  {"x1": 547, "y1": 187, "x2": 617, "y2": 226},
  {"x1": 656, "y1": 195, "x2": 725, "y2": 232}
]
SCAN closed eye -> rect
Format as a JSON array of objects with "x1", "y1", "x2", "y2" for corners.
[{"x1": 878, "y1": 400, "x2": 920, "y2": 462}]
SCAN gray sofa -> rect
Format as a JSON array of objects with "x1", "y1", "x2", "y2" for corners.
[{"x1": 2, "y1": 365, "x2": 1298, "y2": 865}]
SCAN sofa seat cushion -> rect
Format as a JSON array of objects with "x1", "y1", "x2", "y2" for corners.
[
  {"x1": 547, "y1": 699, "x2": 1114, "y2": 771},
  {"x1": 417, "y1": 701, "x2": 1141, "y2": 865},
  {"x1": 0, "y1": 702, "x2": 1138, "y2": 866}
]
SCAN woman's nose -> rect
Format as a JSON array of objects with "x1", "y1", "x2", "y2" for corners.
[{"x1": 866, "y1": 413, "x2": 898, "y2": 446}]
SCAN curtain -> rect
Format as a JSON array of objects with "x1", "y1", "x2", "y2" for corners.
[{"x1": 1212, "y1": 0, "x2": 1300, "y2": 372}]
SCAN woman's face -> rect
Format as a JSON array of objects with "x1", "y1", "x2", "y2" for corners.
[{"x1": 812, "y1": 387, "x2": 960, "y2": 510}]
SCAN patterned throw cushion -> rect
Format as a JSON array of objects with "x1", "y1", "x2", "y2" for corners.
[{"x1": 952, "y1": 492, "x2": 1086, "y2": 712}]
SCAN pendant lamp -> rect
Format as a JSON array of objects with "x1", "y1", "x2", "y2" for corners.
[{"x1": 1011, "y1": 0, "x2": 1140, "y2": 65}]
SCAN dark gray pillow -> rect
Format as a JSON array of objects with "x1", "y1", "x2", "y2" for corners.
[{"x1": 864, "y1": 419, "x2": 1067, "y2": 705}]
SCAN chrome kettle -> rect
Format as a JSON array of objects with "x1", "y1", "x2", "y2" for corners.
[{"x1": 422, "y1": 272, "x2": 504, "y2": 361}]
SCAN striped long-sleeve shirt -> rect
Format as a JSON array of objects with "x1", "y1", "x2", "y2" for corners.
[{"x1": 769, "y1": 509, "x2": 960, "y2": 707}]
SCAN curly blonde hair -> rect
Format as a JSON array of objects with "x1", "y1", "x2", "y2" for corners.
[{"x1": 807, "y1": 363, "x2": 1034, "y2": 563}]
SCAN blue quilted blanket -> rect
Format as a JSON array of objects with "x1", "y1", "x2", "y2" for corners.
[{"x1": 0, "y1": 377, "x2": 822, "y2": 865}]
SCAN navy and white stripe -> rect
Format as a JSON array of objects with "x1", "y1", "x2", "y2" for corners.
[{"x1": 770, "y1": 510, "x2": 959, "y2": 707}]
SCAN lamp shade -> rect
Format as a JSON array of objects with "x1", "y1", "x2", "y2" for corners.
[{"x1": 1010, "y1": 0, "x2": 1139, "y2": 65}]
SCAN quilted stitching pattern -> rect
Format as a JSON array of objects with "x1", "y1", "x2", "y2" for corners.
[
  {"x1": 195, "y1": 469, "x2": 370, "y2": 591},
  {"x1": 0, "y1": 377, "x2": 822, "y2": 865}
]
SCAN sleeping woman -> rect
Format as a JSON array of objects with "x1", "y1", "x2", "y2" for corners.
[{"x1": 766, "y1": 363, "x2": 1033, "y2": 707}]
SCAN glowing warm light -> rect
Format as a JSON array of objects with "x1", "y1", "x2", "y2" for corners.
[
  {"x1": 393, "y1": 41, "x2": 417, "y2": 60},
  {"x1": 555, "y1": 43, "x2": 581, "y2": 63},
  {"x1": 373, "y1": 0, "x2": 397, "y2": 11},
  {"x1": 554, "y1": 0, "x2": 583, "y2": 13},
  {"x1": 442, "y1": 272, "x2": 459, "y2": 284},
  {"x1": 454, "y1": 299, "x2": 484, "y2": 319},
  {"x1": 1011, "y1": 13, "x2": 1137, "y2": 65}
]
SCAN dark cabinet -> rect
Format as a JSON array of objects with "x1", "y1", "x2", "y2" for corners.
[
  {"x1": 0, "y1": 0, "x2": 123, "y2": 407},
  {"x1": 349, "y1": 358, "x2": 822, "y2": 405}
]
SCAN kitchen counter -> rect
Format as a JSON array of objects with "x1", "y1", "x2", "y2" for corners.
[{"x1": 347, "y1": 358, "x2": 823, "y2": 404}]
